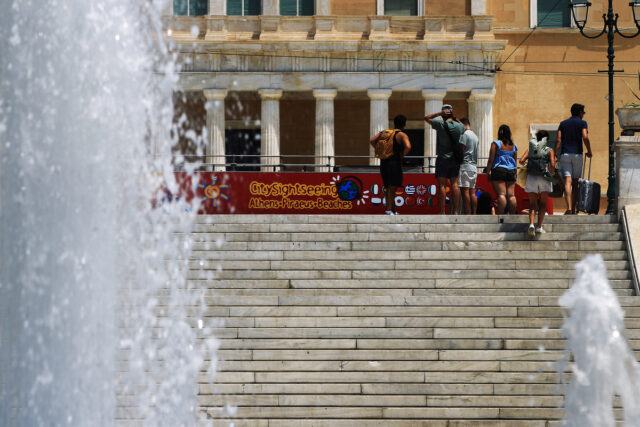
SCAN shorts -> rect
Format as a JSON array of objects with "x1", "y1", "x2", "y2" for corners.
[
  {"x1": 459, "y1": 170, "x2": 477, "y2": 188},
  {"x1": 490, "y1": 167, "x2": 516, "y2": 182},
  {"x1": 380, "y1": 156, "x2": 403, "y2": 187},
  {"x1": 525, "y1": 173, "x2": 553, "y2": 194},
  {"x1": 559, "y1": 153, "x2": 583, "y2": 179},
  {"x1": 435, "y1": 156, "x2": 460, "y2": 179}
]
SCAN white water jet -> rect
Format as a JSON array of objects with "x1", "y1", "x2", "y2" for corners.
[
  {"x1": 560, "y1": 254, "x2": 640, "y2": 426},
  {"x1": 0, "y1": 0, "x2": 215, "y2": 425}
]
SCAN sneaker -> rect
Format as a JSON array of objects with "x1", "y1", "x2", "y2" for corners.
[
  {"x1": 393, "y1": 212, "x2": 399, "y2": 216},
  {"x1": 384, "y1": 211, "x2": 394, "y2": 215},
  {"x1": 536, "y1": 227, "x2": 545, "y2": 234},
  {"x1": 528, "y1": 224, "x2": 535, "y2": 238}
]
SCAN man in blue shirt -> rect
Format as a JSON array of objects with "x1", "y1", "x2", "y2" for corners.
[{"x1": 554, "y1": 103, "x2": 593, "y2": 214}]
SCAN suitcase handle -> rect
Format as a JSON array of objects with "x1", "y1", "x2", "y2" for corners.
[{"x1": 582, "y1": 155, "x2": 591, "y2": 181}]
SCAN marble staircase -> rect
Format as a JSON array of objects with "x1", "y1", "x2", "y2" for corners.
[{"x1": 187, "y1": 214, "x2": 637, "y2": 426}]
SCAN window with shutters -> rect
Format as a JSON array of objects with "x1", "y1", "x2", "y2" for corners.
[
  {"x1": 384, "y1": 0, "x2": 418, "y2": 16},
  {"x1": 280, "y1": 0, "x2": 314, "y2": 16},
  {"x1": 532, "y1": 0, "x2": 571, "y2": 28},
  {"x1": 227, "y1": 0, "x2": 261, "y2": 15},
  {"x1": 174, "y1": 0, "x2": 208, "y2": 16}
]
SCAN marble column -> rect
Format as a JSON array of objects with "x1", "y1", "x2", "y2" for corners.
[
  {"x1": 468, "y1": 88, "x2": 495, "y2": 168},
  {"x1": 367, "y1": 89, "x2": 392, "y2": 166},
  {"x1": 316, "y1": 0, "x2": 331, "y2": 15},
  {"x1": 258, "y1": 89, "x2": 283, "y2": 171},
  {"x1": 422, "y1": 89, "x2": 446, "y2": 172},
  {"x1": 313, "y1": 89, "x2": 337, "y2": 172},
  {"x1": 209, "y1": 0, "x2": 225, "y2": 15},
  {"x1": 203, "y1": 89, "x2": 228, "y2": 171}
]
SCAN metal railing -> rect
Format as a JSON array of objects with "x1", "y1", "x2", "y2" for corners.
[{"x1": 173, "y1": 154, "x2": 490, "y2": 173}]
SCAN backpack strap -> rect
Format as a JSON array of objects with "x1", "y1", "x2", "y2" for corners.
[{"x1": 442, "y1": 120, "x2": 455, "y2": 146}]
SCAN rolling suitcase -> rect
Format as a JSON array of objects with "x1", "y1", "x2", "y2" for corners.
[{"x1": 576, "y1": 157, "x2": 601, "y2": 215}]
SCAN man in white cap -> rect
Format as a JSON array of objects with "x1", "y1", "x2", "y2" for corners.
[{"x1": 425, "y1": 104, "x2": 465, "y2": 215}]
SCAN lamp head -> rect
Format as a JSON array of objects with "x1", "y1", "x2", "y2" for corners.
[
  {"x1": 569, "y1": 0, "x2": 592, "y2": 30},
  {"x1": 631, "y1": 0, "x2": 640, "y2": 28}
]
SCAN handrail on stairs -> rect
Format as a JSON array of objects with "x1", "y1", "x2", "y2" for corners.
[{"x1": 621, "y1": 206, "x2": 640, "y2": 296}]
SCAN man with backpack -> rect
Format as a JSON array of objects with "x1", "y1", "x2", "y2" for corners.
[
  {"x1": 370, "y1": 115, "x2": 412, "y2": 215},
  {"x1": 425, "y1": 105, "x2": 465, "y2": 215}
]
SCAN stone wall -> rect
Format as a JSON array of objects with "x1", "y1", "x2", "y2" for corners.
[
  {"x1": 330, "y1": 0, "x2": 375, "y2": 15},
  {"x1": 492, "y1": 32, "x2": 640, "y2": 192}
]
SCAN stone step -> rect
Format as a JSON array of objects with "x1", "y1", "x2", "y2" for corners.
[
  {"x1": 215, "y1": 360, "x2": 501, "y2": 372},
  {"x1": 190, "y1": 222, "x2": 621, "y2": 233},
  {"x1": 213, "y1": 337, "x2": 640, "y2": 351},
  {"x1": 197, "y1": 420, "x2": 549, "y2": 427},
  {"x1": 190, "y1": 250, "x2": 628, "y2": 261},
  {"x1": 226, "y1": 306, "x2": 520, "y2": 317},
  {"x1": 210, "y1": 371, "x2": 559, "y2": 384},
  {"x1": 187, "y1": 268, "x2": 631, "y2": 280},
  {"x1": 207, "y1": 288, "x2": 634, "y2": 297},
  {"x1": 219, "y1": 304, "x2": 640, "y2": 318},
  {"x1": 187, "y1": 278, "x2": 633, "y2": 289},
  {"x1": 244, "y1": 317, "x2": 493, "y2": 328},
  {"x1": 209, "y1": 314, "x2": 640, "y2": 330},
  {"x1": 189, "y1": 231, "x2": 623, "y2": 242},
  {"x1": 201, "y1": 382, "x2": 571, "y2": 398},
  {"x1": 200, "y1": 326, "x2": 636, "y2": 340},
  {"x1": 196, "y1": 394, "x2": 564, "y2": 408},
  {"x1": 196, "y1": 214, "x2": 618, "y2": 225},
  {"x1": 189, "y1": 240, "x2": 626, "y2": 251},
  {"x1": 199, "y1": 405, "x2": 506, "y2": 420},
  {"x1": 203, "y1": 295, "x2": 637, "y2": 307},
  {"x1": 232, "y1": 349, "x2": 565, "y2": 361},
  {"x1": 189, "y1": 259, "x2": 630, "y2": 271}
]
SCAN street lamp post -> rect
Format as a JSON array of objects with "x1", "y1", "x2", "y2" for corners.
[{"x1": 569, "y1": 0, "x2": 640, "y2": 215}]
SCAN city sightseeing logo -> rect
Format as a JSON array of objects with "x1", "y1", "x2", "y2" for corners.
[
  {"x1": 198, "y1": 177, "x2": 230, "y2": 207},
  {"x1": 331, "y1": 175, "x2": 370, "y2": 206}
]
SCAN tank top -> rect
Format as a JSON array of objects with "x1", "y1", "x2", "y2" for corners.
[
  {"x1": 386, "y1": 131, "x2": 403, "y2": 161},
  {"x1": 491, "y1": 140, "x2": 517, "y2": 170}
]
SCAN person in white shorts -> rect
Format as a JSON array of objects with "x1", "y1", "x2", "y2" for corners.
[
  {"x1": 520, "y1": 130, "x2": 557, "y2": 237},
  {"x1": 457, "y1": 118, "x2": 478, "y2": 214},
  {"x1": 555, "y1": 103, "x2": 593, "y2": 214}
]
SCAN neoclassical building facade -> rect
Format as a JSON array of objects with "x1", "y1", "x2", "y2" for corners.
[
  {"x1": 166, "y1": 0, "x2": 503, "y2": 172},
  {"x1": 166, "y1": 0, "x2": 640, "y2": 190}
]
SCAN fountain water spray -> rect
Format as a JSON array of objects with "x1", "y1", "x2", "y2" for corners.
[
  {"x1": 560, "y1": 254, "x2": 640, "y2": 426},
  {"x1": 0, "y1": 0, "x2": 215, "y2": 425}
]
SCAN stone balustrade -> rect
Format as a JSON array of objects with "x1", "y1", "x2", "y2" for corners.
[
  {"x1": 615, "y1": 134, "x2": 640, "y2": 212},
  {"x1": 166, "y1": 15, "x2": 495, "y2": 42}
]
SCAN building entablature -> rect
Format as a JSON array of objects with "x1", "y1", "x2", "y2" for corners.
[
  {"x1": 166, "y1": 14, "x2": 497, "y2": 42},
  {"x1": 174, "y1": 40, "x2": 505, "y2": 74},
  {"x1": 176, "y1": 72, "x2": 496, "y2": 92}
]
